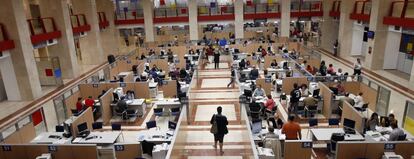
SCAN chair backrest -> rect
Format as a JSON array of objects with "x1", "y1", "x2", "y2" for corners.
[
  {"x1": 153, "y1": 108, "x2": 163, "y2": 113},
  {"x1": 328, "y1": 118, "x2": 340, "y2": 126},
  {"x1": 55, "y1": 125, "x2": 65, "y2": 132},
  {"x1": 297, "y1": 105, "x2": 305, "y2": 111},
  {"x1": 171, "y1": 107, "x2": 180, "y2": 113},
  {"x1": 92, "y1": 122, "x2": 103, "y2": 130},
  {"x1": 146, "y1": 121, "x2": 157, "y2": 129},
  {"x1": 308, "y1": 105, "x2": 317, "y2": 110},
  {"x1": 398, "y1": 134, "x2": 407, "y2": 141},
  {"x1": 308, "y1": 119, "x2": 318, "y2": 127},
  {"x1": 112, "y1": 123, "x2": 122, "y2": 130}
]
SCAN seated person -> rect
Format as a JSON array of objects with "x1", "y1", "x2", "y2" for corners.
[
  {"x1": 270, "y1": 59, "x2": 279, "y2": 68},
  {"x1": 151, "y1": 64, "x2": 159, "y2": 72},
  {"x1": 327, "y1": 64, "x2": 335, "y2": 75},
  {"x1": 257, "y1": 45, "x2": 264, "y2": 52},
  {"x1": 303, "y1": 95, "x2": 318, "y2": 107},
  {"x1": 300, "y1": 84, "x2": 309, "y2": 97},
  {"x1": 264, "y1": 94, "x2": 276, "y2": 112},
  {"x1": 262, "y1": 127, "x2": 279, "y2": 141},
  {"x1": 250, "y1": 65, "x2": 259, "y2": 80},
  {"x1": 167, "y1": 49, "x2": 174, "y2": 63},
  {"x1": 253, "y1": 84, "x2": 266, "y2": 97},
  {"x1": 336, "y1": 81, "x2": 345, "y2": 95},
  {"x1": 147, "y1": 75, "x2": 155, "y2": 83},
  {"x1": 140, "y1": 54, "x2": 146, "y2": 60},
  {"x1": 388, "y1": 122, "x2": 405, "y2": 141},
  {"x1": 306, "y1": 65, "x2": 314, "y2": 74},
  {"x1": 339, "y1": 92, "x2": 355, "y2": 108},
  {"x1": 179, "y1": 68, "x2": 188, "y2": 79},
  {"x1": 366, "y1": 112, "x2": 379, "y2": 131},
  {"x1": 188, "y1": 48, "x2": 195, "y2": 54},
  {"x1": 353, "y1": 92, "x2": 365, "y2": 108},
  {"x1": 246, "y1": 60, "x2": 251, "y2": 68},
  {"x1": 239, "y1": 59, "x2": 246, "y2": 70},
  {"x1": 84, "y1": 96, "x2": 95, "y2": 108},
  {"x1": 76, "y1": 97, "x2": 83, "y2": 112},
  {"x1": 117, "y1": 97, "x2": 128, "y2": 119},
  {"x1": 125, "y1": 90, "x2": 135, "y2": 100},
  {"x1": 98, "y1": 90, "x2": 107, "y2": 98},
  {"x1": 381, "y1": 114, "x2": 398, "y2": 127},
  {"x1": 301, "y1": 60, "x2": 307, "y2": 68}
]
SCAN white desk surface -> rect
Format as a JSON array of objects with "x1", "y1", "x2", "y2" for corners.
[
  {"x1": 118, "y1": 72, "x2": 132, "y2": 77},
  {"x1": 149, "y1": 82, "x2": 158, "y2": 88},
  {"x1": 311, "y1": 128, "x2": 364, "y2": 141},
  {"x1": 153, "y1": 99, "x2": 181, "y2": 107},
  {"x1": 137, "y1": 129, "x2": 174, "y2": 142},
  {"x1": 365, "y1": 126, "x2": 414, "y2": 141},
  {"x1": 72, "y1": 131, "x2": 121, "y2": 144},
  {"x1": 127, "y1": 99, "x2": 145, "y2": 106},
  {"x1": 31, "y1": 132, "x2": 72, "y2": 144},
  {"x1": 253, "y1": 129, "x2": 286, "y2": 141}
]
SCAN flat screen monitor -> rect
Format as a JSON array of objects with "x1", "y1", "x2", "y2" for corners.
[
  {"x1": 77, "y1": 122, "x2": 88, "y2": 133},
  {"x1": 251, "y1": 120, "x2": 262, "y2": 134},
  {"x1": 168, "y1": 121, "x2": 177, "y2": 130},
  {"x1": 146, "y1": 121, "x2": 157, "y2": 129},
  {"x1": 312, "y1": 89, "x2": 320, "y2": 97},
  {"x1": 244, "y1": 89, "x2": 252, "y2": 97},
  {"x1": 330, "y1": 87, "x2": 339, "y2": 95},
  {"x1": 343, "y1": 118, "x2": 356, "y2": 129}
]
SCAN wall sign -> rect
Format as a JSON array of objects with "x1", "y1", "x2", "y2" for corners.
[
  {"x1": 384, "y1": 143, "x2": 396, "y2": 150},
  {"x1": 93, "y1": 84, "x2": 99, "y2": 88},
  {"x1": 302, "y1": 142, "x2": 313, "y2": 148},
  {"x1": 2, "y1": 145, "x2": 11, "y2": 151},
  {"x1": 120, "y1": 83, "x2": 126, "y2": 87},
  {"x1": 48, "y1": 145, "x2": 58, "y2": 152},
  {"x1": 114, "y1": 145, "x2": 124, "y2": 151}
]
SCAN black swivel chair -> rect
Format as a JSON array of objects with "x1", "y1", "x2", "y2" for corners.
[
  {"x1": 398, "y1": 134, "x2": 407, "y2": 141},
  {"x1": 55, "y1": 125, "x2": 65, "y2": 132},
  {"x1": 306, "y1": 105, "x2": 318, "y2": 118},
  {"x1": 329, "y1": 133, "x2": 345, "y2": 154},
  {"x1": 92, "y1": 122, "x2": 103, "y2": 130}
]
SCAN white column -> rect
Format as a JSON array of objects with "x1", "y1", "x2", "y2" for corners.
[
  {"x1": 188, "y1": 0, "x2": 198, "y2": 41},
  {"x1": 234, "y1": 0, "x2": 244, "y2": 39},
  {"x1": 338, "y1": 0, "x2": 356, "y2": 57},
  {"x1": 364, "y1": 0, "x2": 391, "y2": 70},
  {"x1": 0, "y1": 52, "x2": 21, "y2": 101},
  {"x1": 320, "y1": 0, "x2": 339, "y2": 52},
  {"x1": 142, "y1": 0, "x2": 155, "y2": 42},
  {"x1": 280, "y1": 0, "x2": 291, "y2": 38}
]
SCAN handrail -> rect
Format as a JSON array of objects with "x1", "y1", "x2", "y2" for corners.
[
  {"x1": 198, "y1": 5, "x2": 235, "y2": 15},
  {"x1": 26, "y1": 17, "x2": 58, "y2": 36},
  {"x1": 115, "y1": 9, "x2": 144, "y2": 20},
  {"x1": 154, "y1": 7, "x2": 188, "y2": 18},
  {"x1": 291, "y1": 1, "x2": 323, "y2": 12},
  {"x1": 244, "y1": 3, "x2": 280, "y2": 14}
]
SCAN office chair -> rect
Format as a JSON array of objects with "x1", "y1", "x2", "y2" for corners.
[
  {"x1": 328, "y1": 118, "x2": 340, "y2": 127},
  {"x1": 170, "y1": 107, "x2": 181, "y2": 121},
  {"x1": 296, "y1": 105, "x2": 305, "y2": 116},
  {"x1": 329, "y1": 133, "x2": 345, "y2": 155},
  {"x1": 305, "y1": 105, "x2": 318, "y2": 118},
  {"x1": 115, "y1": 108, "x2": 128, "y2": 120},
  {"x1": 153, "y1": 108, "x2": 164, "y2": 118},
  {"x1": 92, "y1": 122, "x2": 103, "y2": 130},
  {"x1": 307, "y1": 119, "x2": 318, "y2": 138},
  {"x1": 112, "y1": 123, "x2": 125, "y2": 141},
  {"x1": 398, "y1": 134, "x2": 407, "y2": 141},
  {"x1": 55, "y1": 125, "x2": 65, "y2": 132}
]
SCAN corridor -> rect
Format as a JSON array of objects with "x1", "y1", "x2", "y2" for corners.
[{"x1": 169, "y1": 56, "x2": 255, "y2": 158}]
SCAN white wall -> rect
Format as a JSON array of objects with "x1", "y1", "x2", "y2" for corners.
[
  {"x1": 351, "y1": 23, "x2": 365, "y2": 56},
  {"x1": 383, "y1": 30, "x2": 401, "y2": 69}
]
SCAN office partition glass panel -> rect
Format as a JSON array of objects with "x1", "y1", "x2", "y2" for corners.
[
  {"x1": 376, "y1": 87, "x2": 390, "y2": 116},
  {"x1": 404, "y1": 101, "x2": 414, "y2": 135}
]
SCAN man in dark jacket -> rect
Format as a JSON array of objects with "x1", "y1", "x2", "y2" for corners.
[
  {"x1": 214, "y1": 48, "x2": 221, "y2": 69},
  {"x1": 210, "y1": 106, "x2": 228, "y2": 155}
]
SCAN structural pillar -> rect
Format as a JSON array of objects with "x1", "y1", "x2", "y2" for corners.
[
  {"x1": 280, "y1": 0, "x2": 291, "y2": 38},
  {"x1": 72, "y1": 0, "x2": 105, "y2": 65},
  {"x1": 142, "y1": 0, "x2": 155, "y2": 42},
  {"x1": 39, "y1": 0, "x2": 80, "y2": 79},
  {"x1": 234, "y1": 0, "x2": 244, "y2": 39},
  {"x1": 188, "y1": 0, "x2": 199, "y2": 41},
  {"x1": 0, "y1": 0, "x2": 42, "y2": 100},
  {"x1": 97, "y1": 0, "x2": 120, "y2": 56},
  {"x1": 337, "y1": 0, "x2": 356, "y2": 57},
  {"x1": 320, "y1": 0, "x2": 339, "y2": 52},
  {"x1": 364, "y1": 0, "x2": 391, "y2": 70}
]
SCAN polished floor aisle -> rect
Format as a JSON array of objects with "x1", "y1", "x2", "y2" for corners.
[{"x1": 169, "y1": 56, "x2": 255, "y2": 158}]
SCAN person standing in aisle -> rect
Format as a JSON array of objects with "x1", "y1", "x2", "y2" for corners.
[
  {"x1": 210, "y1": 106, "x2": 228, "y2": 155},
  {"x1": 227, "y1": 66, "x2": 235, "y2": 88},
  {"x1": 353, "y1": 58, "x2": 362, "y2": 77},
  {"x1": 214, "y1": 48, "x2": 221, "y2": 69}
]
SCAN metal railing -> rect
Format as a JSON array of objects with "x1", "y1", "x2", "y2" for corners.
[
  {"x1": 244, "y1": 3, "x2": 280, "y2": 14},
  {"x1": 27, "y1": 17, "x2": 58, "y2": 36},
  {"x1": 291, "y1": 1, "x2": 323, "y2": 12},
  {"x1": 0, "y1": 23, "x2": 9, "y2": 41},
  {"x1": 198, "y1": 5, "x2": 235, "y2": 16},
  {"x1": 154, "y1": 7, "x2": 188, "y2": 18},
  {"x1": 97, "y1": 12, "x2": 109, "y2": 29},
  {"x1": 330, "y1": 1, "x2": 341, "y2": 14},
  {"x1": 115, "y1": 9, "x2": 144, "y2": 20},
  {"x1": 387, "y1": 1, "x2": 409, "y2": 18},
  {"x1": 353, "y1": 0, "x2": 372, "y2": 15}
]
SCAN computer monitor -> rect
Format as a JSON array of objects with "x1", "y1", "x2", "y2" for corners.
[
  {"x1": 251, "y1": 120, "x2": 262, "y2": 134},
  {"x1": 146, "y1": 120, "x2": 157, "y2": 129},
  {"x1": 77, "y1": 122, "x2": 88, "y2": 133},
  {"x1": 71, "y1": 109, "x2": 79, "y2": 116},
  {"x1": 330, "y1": 87, "x2": 339, "y2": 95},
  {"x1": 234, "y1": 49, "x2": 240, "y2": 53},
  {"x1": 244, "y1": 89, "x2": 252, "y2": 97},
  {"x1": 343, "y1": 118, "x2": 356, "y2": 129},
  {"x1": 168, "y1": 121, "x2": 177, "y2": 130},
  {"x1": 312, "y1": 89, "x2": 320, "y2": 98}
]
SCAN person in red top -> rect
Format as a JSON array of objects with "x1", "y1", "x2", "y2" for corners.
[
  {"x1": 84, "y1": 96, "x2": 95, "y2": 108},
  {"x1": 76, "y1": 97, "x2": 83, "y2": 112},
  {"x1": 282, "y1": 115, "x2": 302, "y2": 140},
  {"x1": 264, "y1": 94, "x2": 275, "y2": 111}
]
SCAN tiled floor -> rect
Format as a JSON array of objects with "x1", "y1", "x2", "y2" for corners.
[{"x1": 170, "y1": 56, "x2": 254, "y2": 158}]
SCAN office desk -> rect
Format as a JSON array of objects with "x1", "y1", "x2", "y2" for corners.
[
  {"x1": 253, "y1": 129, "x2": 286, "y2": 142},
  {"x1": 31, "y1": 132, "x2": 72, "y2": 144},
  {"x1": 128, "y1": 99, "x2": 146, "y2": 117},
  {"x1": 153, "y1": 99, "x2": 181, "y2": 107},
  {"x1": 73, "y1": 131, "x2": 121, "y2": 145},
  {"x1": 365, "y1": 126, "x2": 414, "y2": 141},
  {"x1": 137, "y1": 129, "x2": 174, "y2": 144},
  {"x1": 118, "y1": 71, "x2": 132, "y2": 77},
  {"x1": 311, "y1": 128, "x2": 364, "y2": 142},
  {"x1": 149, "y1": 82, "x2": 158, "y2": 98}
]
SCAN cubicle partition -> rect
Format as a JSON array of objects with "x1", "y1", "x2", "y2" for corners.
[
  {"x1": 78, "y1": 82, "x2": 150, "y2": 100},
  {"x1": 263, "y1": 55, "x2": 284, "y2": 68},
  {"x1": 161, "y1": 80, "x2": 178, "y2": 98},
  {"x1": 69, "y1": 107, "x2": 94, "y2": 137},
  {"x1": 1, "y1": 122, "x2": 36, "y2": 144},
  {"x1": 283, "y1": 140, "x2": 313, "y2": 159},
  {"x1": 319, "y1": 82, "x2": 334, "y2": 118},
  {"x1": 341, "y1": 102, "x2": 366, "y2": 134},
  {"x1": 256, "y1": 78, "x2": 272, "y2": 96},
  {"x1": 149, "y1": 59, "x2": 169, "y2": 72},
  {"x1": 114, "y1": 143, "x2": 142, "y2": 159},
  {"x1": 99, "y1": 88, "x2": 113, "y2": 125},
  {"x1": 336, "y1": 141, "x2": 414, "y2": 159},
  {"x1": 0, "y1": 144, "x2": 98, "y2": 159},
  {"x1": 281, "y1": 77, "x2": 309, "y2": 93}
]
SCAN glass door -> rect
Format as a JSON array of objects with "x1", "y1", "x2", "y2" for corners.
[
  {"x1": 403, "y1": 101, "x2": 414, "y2": 135},
  {"x1": 376, "y1": 87, "x2": 390, "y2": 116},
  {"x1": 53, "y1": 95, "x2": 67, "y2": 124}
]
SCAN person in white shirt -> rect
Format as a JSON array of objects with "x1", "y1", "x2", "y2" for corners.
[
  {"x1": 388, "y1": 122, "x2": 405, "y2": 141},
  {"x1": 147, "y1": 75, "x2": 155, "y2": 83},
  {"x1": 354, "y1": 92, "x2": 364, "y2": 108},
  {"x1": 253, "y1": 84, "x2": 266, "y2": 97},
  {"x1": 353, "y1": 58, "x2": 362, "y2": 76}
]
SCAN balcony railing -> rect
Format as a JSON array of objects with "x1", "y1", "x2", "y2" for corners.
[
  {"x1": 27, "y1": 17, "x2": 61, "y2": 45},
  {"x1": 154, "y1": 7, "x2": 188, "y2": 18},
  {"x1": 114, "y1": 9, "x2": 144, "y2": 25},
  {"x1": 291, "y1": 1, "x2": 323, "y2": 17},
  {"x1": 71, "y1": 14, "x2": 90, "y2": 34},
  {"x1": 98, "y1": 12, "x2": 109, "y2": 30},
  {"x1": 198, "y1": 5, "x2": 234, "y2": 16},
  {"x1": 383, "y1": 1, "x2": 414, "y2": 29},
  {"x1": 329, "y1": 1, "x2": 341, "y2": 17},
  {"x1": 0, "y1": 23, "x2": 15, "y2": 52},
  {"x1": 350, "y1": 0, "x2": 371, "y2": 22},
  {"x1": 244, "y1": 3, "x2": 280, "y2": 14}
]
